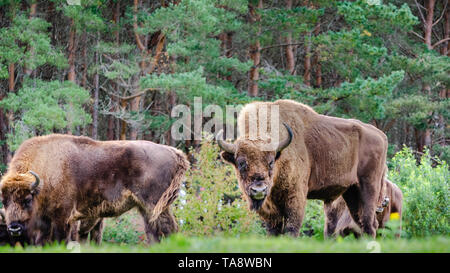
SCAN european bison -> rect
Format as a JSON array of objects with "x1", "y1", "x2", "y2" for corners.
[
  {"x1": 324, "y1": 178, "x2": 403, "y2": 238},
  {"x1": 0, "y1": 134, "x2": 189, "y2": 245},
  {"x1": 218, "y1": 99, "x2": 388, "y2": 237}
]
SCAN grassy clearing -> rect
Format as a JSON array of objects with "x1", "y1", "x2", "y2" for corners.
[{"x1": 1, "y1": 235, "x2": 448, "y2": 253}]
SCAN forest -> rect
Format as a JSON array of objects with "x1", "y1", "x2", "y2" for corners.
[{"x1": 0, "y1": 0, "x2": 448, "y2": 252}]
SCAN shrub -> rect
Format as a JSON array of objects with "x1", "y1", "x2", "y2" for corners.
[
  {"x1": 102, "y1": 209, "x2": 146, "y2": 244},
  {"x1": 174, "y1": 137, "x2": 264, "y2": 237},
  {"x1": 389, "y1": 146, "x2": 449, "y2": 237}
]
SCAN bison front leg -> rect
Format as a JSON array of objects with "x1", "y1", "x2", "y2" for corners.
[
  {"x1": 283, "y1": 193, "x2": 307, "y2": 237},
  {"x1": 265, "y1": 219, "x2": 284, "y2": 236},
  {"x1": 51, "y1": 221, "x2": 72, "y2": 243}
]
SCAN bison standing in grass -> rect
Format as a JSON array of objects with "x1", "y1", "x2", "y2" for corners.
[
  {"x1": 0, "y1": 134, "x2": 189, "y2": 245},
  {"x1": 324, "y1": 178, "x2": 403, "y2": 238},
  {"x1": 218, "y1": 99, "x2": 388, "y2": 237}
]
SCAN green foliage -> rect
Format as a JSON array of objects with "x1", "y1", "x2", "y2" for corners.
[
  {"x1": 0, "y1": 79, "x2": 91, "y2": 151},
  {"x1": 0, "y1": 14, "x2": 66, "y2": 78},
  {"x1": 174, "y1": 137, "x2": 264, "y2": 237},
  {"x1": 326, "y1": 70, "x2": 405, "y2": 121},
  {"x1": 144, "y1": 0, "x2": 251, "y2": 77},
  {"x1": 102, "y1": 210, "x2": 145, "y2": 245},
  {"x1": 389, "y1": 147, "x2": 449, "y2": 237},
  {"x1": 337, "y1": 0, "x2": 418, "y2": 34},
  {"x1": 300, "y1": 200, "x2": 325, "y2": 239}
]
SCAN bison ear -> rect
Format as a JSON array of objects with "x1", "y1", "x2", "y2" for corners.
[{"x1": 220, "y1": 151, "x2": 235, "y2": 165}]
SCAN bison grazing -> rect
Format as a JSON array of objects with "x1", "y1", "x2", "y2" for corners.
[
  {"x1": 324, "y1": 178, "x2": 403, "y2": 238},
  {"x1": 218, "y1": 99, "x2": 388, "y2": 237},
  {"x1": 0, "y1": 134, "x2": 189, "y2": 245}
]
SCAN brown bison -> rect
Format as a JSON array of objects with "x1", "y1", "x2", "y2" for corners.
[
  {"x1": 217, "y1": 100, "x2": 388, "y2": 237},
  {"x1": 0, "y1": 134, "x2": 189, "y2": 245},
  {"x1": 324, "y1": 178, "x2": 403, "y2": 238}
]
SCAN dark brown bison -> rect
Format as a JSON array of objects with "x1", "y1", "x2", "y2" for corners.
[
  {"x1": 218, "y1": 100, "x2": 388, "y2": 237},
  {"x1": 324, "y1": 178, "x2": 403, "y2": 238},
  {"x1": 0, "y1": 134, "x2": 189, "y2": 245}
]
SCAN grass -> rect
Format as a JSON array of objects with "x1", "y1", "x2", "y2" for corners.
[{"x1": 1, "y1": 234, "x2": 449, "y2": 253}]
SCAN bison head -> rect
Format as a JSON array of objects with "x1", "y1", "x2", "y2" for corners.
[
  {"x1": 0, "y1": 171, "x2": 41, "y2": 240},
  {"x1": 217, "y1": 123, "x2": 293, "y2": 210}
]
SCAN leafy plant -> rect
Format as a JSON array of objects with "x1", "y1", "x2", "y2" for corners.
[{"x1": 389, "y1": 147, "x2": 449, "y2": 237}]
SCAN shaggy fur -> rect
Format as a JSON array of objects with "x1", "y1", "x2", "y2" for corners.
[
  {"x1": 324, "y1": 179, "x2": 403, "y2": 238},
  {"x1": 0, "y1": 134, "x2": 189, "y2": 245},
  {"x1": 220, "y1": 100, "x2": 388, "y2": 237}
]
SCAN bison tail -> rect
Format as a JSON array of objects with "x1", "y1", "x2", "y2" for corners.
[{"x1": 149, "y1": 149, "x2": 189, "y2": 223}]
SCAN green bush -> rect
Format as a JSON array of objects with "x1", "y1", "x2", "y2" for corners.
[
  {"x1": 102, "y1": 209, "x2": 146, "y2": 244},
  {"x1": 174, "y1": 137, "x2": 264, "y2": 237},
  {"x1": 389, "y1": 146, "x2": 449, "y2": 238},
  {"x1": 301, "y1": 200, "x2": 325, "y2": 239}
]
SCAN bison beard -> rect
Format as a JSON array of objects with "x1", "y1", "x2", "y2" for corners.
[
  {"x1": 250, "y1": 199, "x2": 265, "y2": 211},
  {"x1": 218, "y1": 99, "x2": 388, "y2": 238},
  {"x1": 0, "y1": 134, "x2": 189, "y2": 245}
]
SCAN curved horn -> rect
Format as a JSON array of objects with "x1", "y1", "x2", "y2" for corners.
[
  {"x1": 29, "y1": 171, "x2": 41, "y2": 191},
  {"x1": 276, "y1": 123, "x2": 293, "y2": 153},
  {"x1": 0, "y1": 209, "x2": 5, "y2": 222},
  {"x1": 216, "y1": 130, "x2": 237, "y2": 154}
]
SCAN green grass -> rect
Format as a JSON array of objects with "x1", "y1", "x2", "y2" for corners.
[{"x1": 1, "y1": 235, "x2": 448, "y2": 253}]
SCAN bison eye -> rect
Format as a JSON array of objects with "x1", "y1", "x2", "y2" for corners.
[
  {"x1": 268, "y1": 159, "x2": 274, "y2": 170},
  {"x1": 23, "y1": 197, "x2": 33, "y2": 208},
  {"x1": 237, "y1": 159, "x2": 247, "y2": 171}
]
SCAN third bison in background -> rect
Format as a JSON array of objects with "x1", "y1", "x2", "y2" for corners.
[
  {"x1": 324, "y1": 178, "x2": 403, "y2": 238},
  {"x1": 218, "y1": 99, "x2": 388, "y2": 237}
]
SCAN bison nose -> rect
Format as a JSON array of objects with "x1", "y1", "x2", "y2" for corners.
[
  {"x1": 250, "y1": 185, "x2": 267, "y2": 200},
  {"x1": 8, "y1": 222, "x2": 23, "y2": 237}
]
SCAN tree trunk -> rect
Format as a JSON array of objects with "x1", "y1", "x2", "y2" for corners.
[
  {"x1": 120, "y1": 99, "x2": 127, "y2": 140},
  {"x1": 284, "y1": 0, "x2": 295, "y2": 75},
  {"x1": 424, "y1": 0, "x2": 436, "y2": 50},
  {"x1": 313, "y1": 21, "x2": 322, "y2": 87},
  {"x1": 8, "y1": 63, "x2": 14, "y2": 92},
  {"x1": 248, "y1": 0, "x2": 263, "y2": 97},
  {"x1": 415, "y1": 0, "x2": 436, "y2": 152},
  {"x1": 67, "y1": 19, "x2": 77, "y2": 83},
  {"x1": 107, "y1": 0, "x2": 121, "y2": 140},
  {"x1": 92, "y1": 34, "x2": 99, "y2": 140},
  {"x1": 24, "y1": 2, "x2": 37, "y2": 76}
]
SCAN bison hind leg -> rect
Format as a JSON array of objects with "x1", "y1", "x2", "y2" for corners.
[
  {"x1": 153, "y1": 208, "x2": 178, "y2": 238},
  {"x1": 78, "y1": 218, "x2": 103, "y2": 244},
  {"x1": 342, "y1": 186, "x2": 362, "y2": 231},
  {"x1": 89, "y1": 219, "x2": 104, "y2": 244},
  {"x1": 138, "y1": 208, "x2": 160, "y2": 245}
]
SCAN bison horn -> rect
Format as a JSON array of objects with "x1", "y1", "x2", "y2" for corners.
[
  {"x1": 29, "y1": 171, "x2": 41, "y2": 191},
  {"x1": 276, "y1": 123, "x2": 293, "y2": 153},
  {"x1": 216, "y1": 130, "x2": 237, "y2": 154},
  {"x1": 0, "y1": 209, "x2": 5, "y2": 221}
]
